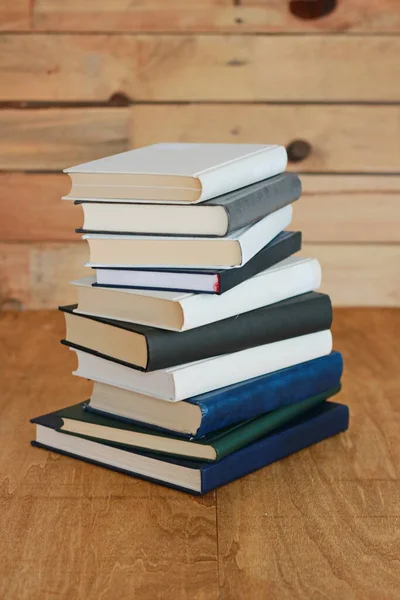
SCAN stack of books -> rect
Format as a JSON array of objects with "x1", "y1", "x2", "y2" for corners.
[{"x1": 31, "y1": 143, "x2": 349, "y2": 495}]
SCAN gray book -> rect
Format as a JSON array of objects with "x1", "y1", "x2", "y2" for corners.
[{"x1": 76, "y1": 173, "x2": 301, "y2": 237}]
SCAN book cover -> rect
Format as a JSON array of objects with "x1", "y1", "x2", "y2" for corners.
[
  {"x1": 32, "y1": 401, "x2": 350, "y2": 494},
  {"x1": 63, "y1": 143, "x2": 288, "y2": 203},
  {"x1": 76, "y1": 172, "x2": 301, "y2": 237},
  {"x1": 94, "y1": 231, "x2": 302, "y2": 295},
  {"x1": 31, "y1": 386, "x2": 341, "y2": 461},
  {"x1": 60, "y1": 291, "x2": 333, "y2": 372},
  {"x1": 73, "y1": 255, "x2": 321, "y2": 331},
  {"x1": 83, "y1": 204, "x2": 292, "y2": 269},
  {"x1": 72, "y1": 330, "x2": 333, "y2": 401},
  {"x1": 86, "y1": 352, "x2": 344, "y2": 438}
]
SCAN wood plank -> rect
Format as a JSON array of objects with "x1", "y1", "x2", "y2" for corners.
[
  {"x1": 0, "y1": 0, "x2": 31, "y2": 31},
  {"x1": 1, "y1": 35, "x2": 400, "y2": 101},
  {"x1": 0, "y1": 108, "x2": 130, "y2": 170},
  {"x1": 2, "y1": 105, "x2": 400, "y2": 173},
  {"x1": 133, "y1": 104, "x2": 400, "y2": 173},
  {"x1": 1, "y1": 173, "x2": 400, "y2": 243},
  {"x1": 31, "y1": 0, "x2": 400, "y2": 33},
  {"x1": 1, "y1": 309, "x2": 400, "y2": 597},
  {"x1": 1, "y1": 242, "x2": 399, "y2": 309},
  {"x1": 0, "y1": 310, "x2": 219, "y2": 600},
  {"x1": 302, "y1": 244, "x2": 400, "y2": 306},
  {"x1": 0, "y1": 174, "x2": 80, "y2": 241},
  {"x1": 296, "y1": 175, "x2": 400, "y2": 242},
  {"x1": 217, "y1": 308, "x2": 400, "y2": 599},
  {"x1": 0, "y1": 243, "x2": 89, "y2": 309}
]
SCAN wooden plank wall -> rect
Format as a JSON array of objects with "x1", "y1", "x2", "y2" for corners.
[{"x1": 0, "y1": 0, "x2": 399, "y2": 309}]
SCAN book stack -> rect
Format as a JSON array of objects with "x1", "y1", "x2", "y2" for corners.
[{"x1": 31, "y1": 143, "x2": 349, "y2": 494}]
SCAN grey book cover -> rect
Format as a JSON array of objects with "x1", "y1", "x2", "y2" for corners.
[
  {"x1": 208, "y1": 172, "x2": 301, "y2": 234},
  {"x1": 76, "y1": 172, "x2": 301, "y2": 237}
]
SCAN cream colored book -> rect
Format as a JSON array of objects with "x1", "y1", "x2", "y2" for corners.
[
  {"x1": 83, "y1": 204, "x2": 292, "y2": 268},
  {"x1": 71, "y1": 331, "x2": 333, "y2": 401},
  {"x1": 72, "y1": 256, "x2": 321, "y2": 332},
  {"x1": 63, "y1": 143, "x2": 287, "y2": 203}
]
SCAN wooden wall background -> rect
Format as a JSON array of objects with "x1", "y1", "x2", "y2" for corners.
[{"x1": 1, "y1": 0, "x2": 400, "y2": 309}]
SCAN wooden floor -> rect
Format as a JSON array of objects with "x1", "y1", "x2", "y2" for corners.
[{"x1": 0, "y1": 309, "x2": 399, "y2": 600}]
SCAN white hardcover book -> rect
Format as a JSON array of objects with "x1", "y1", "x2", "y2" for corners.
[
  {"x1": 96, "y1": 268, "x2": 220, "y2": 293},
  {"x1": 83, "y1": 204, "x2": 292, "y2": 269},
  {"x1": 71, "y1": 330, "x2": 333, "y2": 401},
  {"x1": 63, "y1": 143, "x2": 287, "y2": 204},
  {"x1": 72, "y1": 256, "x2": 321, "y2": 332}
]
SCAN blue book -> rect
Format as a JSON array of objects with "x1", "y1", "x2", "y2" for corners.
[
  {"x1": 85, "y1": 352, "x2": 343, "y2": 439},
  {"x1": 31, "y1": 401, "x2": 349, "y2": 495}
]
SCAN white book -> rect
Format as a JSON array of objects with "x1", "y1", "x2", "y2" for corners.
[
  {"x1": 95, "y1": 267, "x2": 222, "y2": 293},
  {"x1": 63, "y1": 142, "x2": 288, "y2": 204},
  {"x1": 71, "y1": 330, "x2": 333, "y2": 401},
  {"x1": 93, "y1": 231, "x2": 302, "y2": 294},
  {"x1": 72, "y1": 256, "x2": 321, "y2": 332},
  {"x1": 83, "y1": 204, "x2": 292, "y2": 269}
]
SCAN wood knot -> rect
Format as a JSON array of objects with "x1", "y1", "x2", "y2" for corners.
[
  {"x1": 289, "y1": 0, "x2": 337, "y2": 20},
  {"x1": 286, "y1": 139, "x2": 312, "y2": 163},
  {"x1": 108, "y1": 92, "x2": 132, "y2": 106}
]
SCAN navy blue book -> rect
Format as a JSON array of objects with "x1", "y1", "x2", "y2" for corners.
[
  {"x1": 31, "y1": 401, "x2": 350, "y2": 495},
  {"x1": 30, "y1": 387, "x2": 340, "y2": 463},
  {"x1": 85, "y1": 352, "x2": 343, "y2": 438}
]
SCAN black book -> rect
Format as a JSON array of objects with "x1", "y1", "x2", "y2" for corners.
[
  {"x1": 76, "y1": 172, "x2": 301, "y2": 237},
  {"x1": 60, "y1": 292, "x2": 333, "y2": 372},
  {"x1": 94, "y1": 231, "x2": 302, "y2": 294}
]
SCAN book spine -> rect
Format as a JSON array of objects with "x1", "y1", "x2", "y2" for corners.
[
  {"x1": 201, "y1": 402, "x2": 350, "y2": 493},
  {"x1": 194, "y1": 352, "x2": 343, "y2": 438},
  {"x1": 219, "y1": 231, "x2": 302, "y2": 294},
  {"x1": 225, "y1": 173, "x2": 301, "y2": 234},
  {"x1": 146, "y1": 292, "x2": 333, "y2": 371}
]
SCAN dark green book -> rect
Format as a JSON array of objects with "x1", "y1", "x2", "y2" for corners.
[{"x1": 31, "y1": 385, "x2": 340, "y2": 462}]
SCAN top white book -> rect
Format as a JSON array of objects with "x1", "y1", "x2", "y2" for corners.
[{"x1": 63, "y1": 143, "x2": 287, "y2": 204}]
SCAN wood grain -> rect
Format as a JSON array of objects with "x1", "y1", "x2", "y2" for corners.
[
  {"x1": 297, "y1": 175, "x2": 400, "y2": 242},
  {"x1": 1, "y1": 35, "x2": 400, "y2": 101},
  {"x1": 0, "y1": 109, "x2": 130, "y2": 171},
  {"x1": 2, "y1": 105, "x2": 400, "y2": 173},
  {"x1": 0, "y1": 0, "x2": 30, "y2": 31},
  {"x1": 0, "y1": 310, "x2": 219, "y2": 600},
  {"x1": 217, "y1": 308, "x2": 400, "y2": 600},
  {"x1": 0, "y1": 309, "x2": 399, "y2": 598},
  {"x1": 1, "y1": 173, "x2": 399, "y2": 243},
  {"x1": 29, "y1": 0, "x2": 400, "y2": 33},
  {"x1": 0, "y1": 243, "x2": 88, "y2": 309},
  {"x1": 133, "y1": 104, "x2": 400, "y2": 173},
  {"x1": 1, "y1": 242, "x2": 399, "y2": 309},
  {"x1": 0, "y1": 174, "x2": 80, "y2": 241},
  {"x1": 302, "y1": 244, "x2": 400, "y2": 306}
]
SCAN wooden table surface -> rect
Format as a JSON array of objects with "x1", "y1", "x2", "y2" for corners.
[{"x1": 0, "y1": 309, "x2": 399, "y2": 600}]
